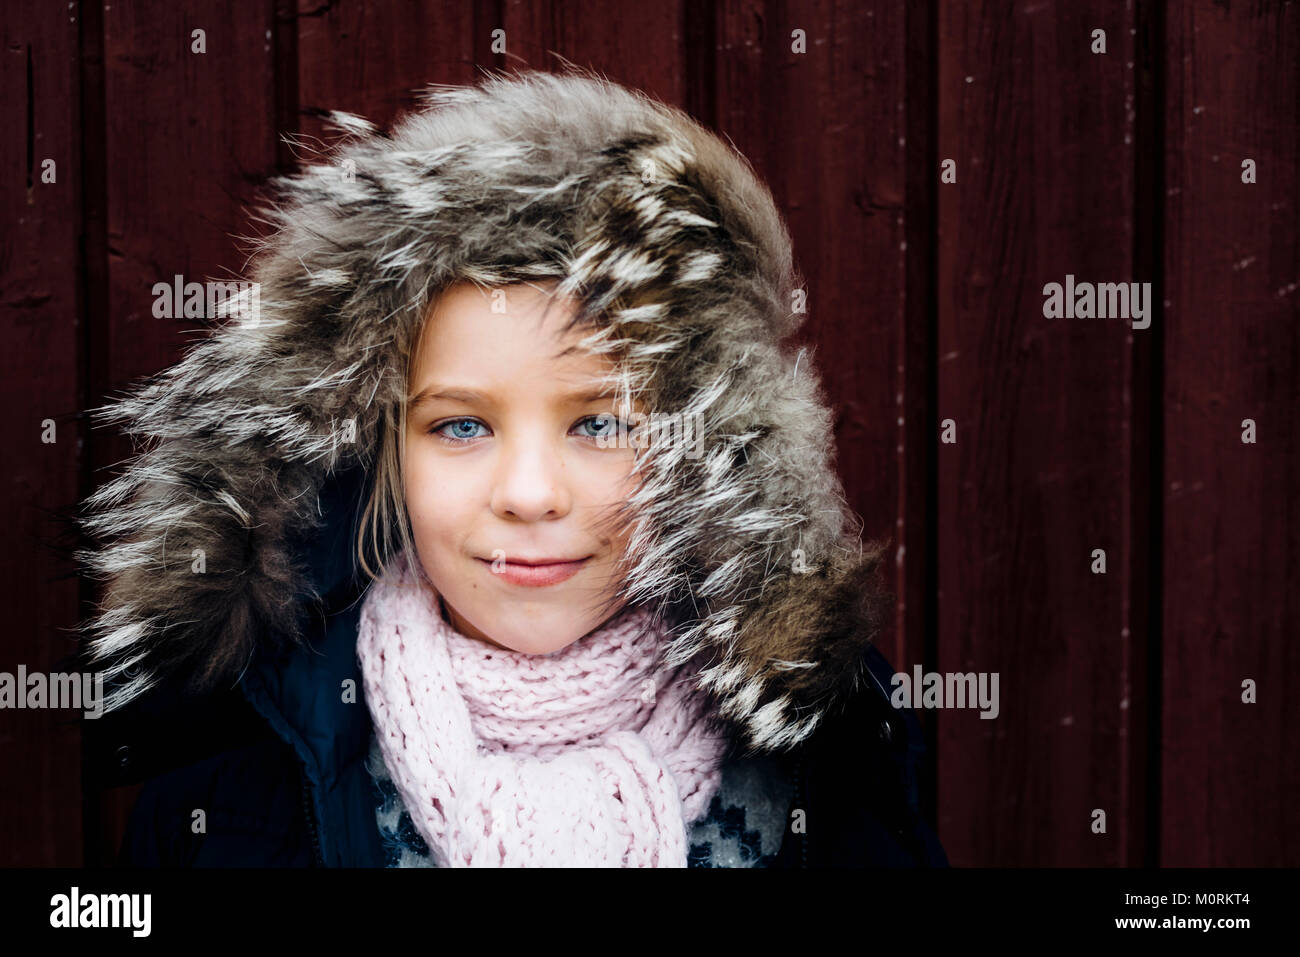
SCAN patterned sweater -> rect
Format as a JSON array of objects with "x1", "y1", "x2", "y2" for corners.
[{"x1": 364, "y1": 731, "x2": 794, "y2": 868}]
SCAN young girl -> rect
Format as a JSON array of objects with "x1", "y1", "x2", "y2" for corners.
[
  {"x1": 356, "y1": 276, "x2": 748, "y2": 867},
  {"x1": 80, "y1": 67, "x2": 947, "y2": 867}
]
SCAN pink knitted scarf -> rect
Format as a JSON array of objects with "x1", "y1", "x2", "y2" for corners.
[{"x1": 355, "y1": 550, "x2": 730, "y2": 867}]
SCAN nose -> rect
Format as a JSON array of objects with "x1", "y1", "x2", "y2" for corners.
[{"x1": 488, "y1": 432, "x2": 573, "y2": 522}]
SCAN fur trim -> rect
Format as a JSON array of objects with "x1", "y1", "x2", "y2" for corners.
[{"x1": 77, "y1": 67, "x2": 891, "y2": 753}]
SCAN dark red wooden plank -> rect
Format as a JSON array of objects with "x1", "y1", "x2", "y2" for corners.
[
  {"x1": 935, "y1": 0, "x2": 1142, "y2": 865},
  {"x1": 712, "y1": 0, "x2": 926, "y2": 712},
  {"x1": 1161, "y1": 0, "x2": 1300, "y2": 866},
  {"x1": 902, "y1": 0, "x2": 941, "y2": 828},
  {"x1": 502, "y1": 0, "x2": 685, "y2": 104},
  {"x1": 89, "y1": 0, "x2": 279, "y2": 865},
  {"x1": 100, "y1": 0, "x2": 278, "y2": 384},
  {"x1": 0, "y1": 1, "x2": 84, "y2": 866},
  {"x1": 295, "y1": 0, "x2": 478, "y2": 149}
]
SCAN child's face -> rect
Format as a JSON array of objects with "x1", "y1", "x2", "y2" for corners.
[{"x1": 403, "y1": 280, "x2": 644, "y2": 654}]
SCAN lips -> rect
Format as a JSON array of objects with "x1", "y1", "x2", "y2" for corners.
[
  {"x1": 498, "y1": 556, "x2": 586, "y2": 566},
  {"x1": 477, "y1": 556, "x2": 591, "y2": 587}
]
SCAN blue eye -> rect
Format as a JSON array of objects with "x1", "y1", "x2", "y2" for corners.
[
  {"x1": 430, "y1": 418, "x2": 489, "y2": 444},
  {"x1": 576, "y1": 414, "x2": 624, "y2": 440}
]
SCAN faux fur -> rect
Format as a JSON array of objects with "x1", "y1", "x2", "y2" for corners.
[{"x1": 76, "y1": 67, "x2": 891, "y2": 754}]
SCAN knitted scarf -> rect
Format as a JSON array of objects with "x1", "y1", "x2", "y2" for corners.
[{"x1": 355, "y1": 550, "x2": 730, "y2": 867}]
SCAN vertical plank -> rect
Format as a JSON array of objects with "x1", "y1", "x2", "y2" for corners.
[
  {"x1": 903, "y1": 0, "x2": 940, "y2": 826},
  {"x1": 295, "y1": 0, "x2": 478, "y2": 149},
  {"x1": 1127, "y1": 0, "x2": 1163, "y2": 869},
  {"x1": 87, "y1": 0, "x2": 279, "y2": 865},
  {"x1": 1161, "y1": 0, "x2": 1300, "y2": 866},
  {"x1": 502, "y1": 0, "x2": 685, "y2": 103},
  {"x1": 935, "y1": 0, "x2": 1142, "y2": 864},
  {"x1": 712, "y1": 0, "x2": 923, "y2": 686},
  {"x1": 100, "y1": 0, "x2": 278, "y2": 382},
  {"x1": 0, "y1": 0, "x2": 83, "y2": 867}
]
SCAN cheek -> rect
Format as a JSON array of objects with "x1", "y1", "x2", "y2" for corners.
[
  {"x1": 581, "y1": 450, "x2": 642, "y2": 496},
  {"x1": 401, "y1": 442, "x2": 436, "y2": 528},
  {"x1": 403, "y1": 441, "x2": 481, "y2": 542},
  {"x1": 403, "y1": 443, "x2": 451, "y2": 536},
  {"x1": 576, "y1": 456, "x2": 642, "y2": 547}
]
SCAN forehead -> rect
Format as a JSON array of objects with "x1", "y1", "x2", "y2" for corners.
[{"x1": 410, "y1": 281, "x2": 615, "y2": 390}]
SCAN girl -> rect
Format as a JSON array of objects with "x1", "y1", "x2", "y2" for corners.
[{"x1": 80, "y1": 67, "x2": 947, "y2": 867}]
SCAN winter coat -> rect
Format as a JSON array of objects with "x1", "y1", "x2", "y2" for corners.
[{"x1": 80, "y1": 68, "x2": 949, "y2": 867}]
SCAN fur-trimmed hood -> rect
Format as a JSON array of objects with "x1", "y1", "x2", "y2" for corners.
[{"x1": 78, "y1": 67, "x2": 890, "y2": 754}]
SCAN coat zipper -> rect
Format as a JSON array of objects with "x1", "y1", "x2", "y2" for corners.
[{"x1": 300, "y1": 769, "x2": 325, "y2": 867}]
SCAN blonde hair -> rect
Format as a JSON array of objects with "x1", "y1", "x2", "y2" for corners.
[{"x1": 354, "y1": 302, "x2": 430, "y2": 584}]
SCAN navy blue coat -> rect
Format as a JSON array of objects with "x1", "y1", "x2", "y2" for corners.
[{"x1": 100, "y1": 467, "x2": 949, "y2": 868}]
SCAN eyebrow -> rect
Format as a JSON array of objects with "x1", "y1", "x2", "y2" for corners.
[{"x1": 407, "y1": 385, "x2": 619, "y2": 410}]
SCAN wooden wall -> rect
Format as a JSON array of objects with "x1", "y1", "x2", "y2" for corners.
[{"x1": 1, "y1": 0, "x2": 1294, "y2": 866}]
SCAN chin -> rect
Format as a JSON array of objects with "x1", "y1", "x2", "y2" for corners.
[
  {"x1": 457, "y1": 611, "x2": 577, "y2": 656},
  {"x1": 500, "y1": 630, "x2": 582, "y2": 656},
  {"x1": 524, "y1": 643, "x2": 577, "y2": 657}
]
